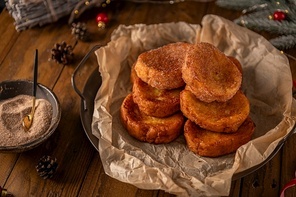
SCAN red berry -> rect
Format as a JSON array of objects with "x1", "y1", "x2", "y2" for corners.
[
  {"x1": 96, "y1": 12, "x2": 109, "y2": 24},
  {"x1": 273, "y1": 10, "x2": 286, "y2": 21}
]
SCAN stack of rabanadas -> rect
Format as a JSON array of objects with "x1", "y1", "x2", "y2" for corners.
[{"x1": 120, "y1": 42, "x2": 255, "y2": 157}]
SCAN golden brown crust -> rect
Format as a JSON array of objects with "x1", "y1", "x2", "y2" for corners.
[
  {"x1": 182, "y1": 43, "x2": 242, "y2": 102},
  {"x1": 184, "y1": 117, "x2": 255, "y2": 157},
  {"x1": 180, "y1": 89, "x2": 250, "y2": 133},
  {"x1": 130, "y1": 63, "x2": 137, "y2": 84},
  {"x1": 228, "y1": 56, "x2": 243, "y2": 74},
  {"x1": 132, "y1": 74, "x2": 182, "y2": 118},
  {"x1": 120, "y1": 93, "x2": 185, "y2": 144},
  {"x1": 134, "y1": 42, "x2": 191, "y2": 90}
]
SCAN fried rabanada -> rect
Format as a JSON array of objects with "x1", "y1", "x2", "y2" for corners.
[
  {"x1": 120, "y1": 93, "x2": 185, "y2": 144},
  {"x1": 132, "y1": 73, "x2": 182, "y2": 118},
  {"x1": 182, "y1": 43, "x2": 242, "y2": 103},
  {"x1": 134, "y1": 42, "x2": 191, "y2": 90},
  {"x1": 180, "y1": 89, "x2": 250, "y2": 133},
  {"x1": 184, "y1": 117, "x2": 255, "y2": 157}
]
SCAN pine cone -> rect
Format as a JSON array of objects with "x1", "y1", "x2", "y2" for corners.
[
  {"x1": 71, "y1": 22, "x2": 88, "y2": 41},
  {"x1": 36, "y1": 155, "x2": 58, "y2": 179},
  {"x1": 50, "y1": 41, "x2": 74, "y2": 65}
]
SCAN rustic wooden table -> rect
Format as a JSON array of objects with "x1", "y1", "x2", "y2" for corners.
[{"x1": 0, "y1": 1, "x2": 296, "y2": 197}]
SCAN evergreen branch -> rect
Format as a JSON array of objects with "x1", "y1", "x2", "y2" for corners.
[
  {"x1": 270, "y1": 34, "x2": 296, "y2": 50},
  {"x1": 215, "y1": 0, "x2": 267, "y2": 10},
  {"x1": 217, "y1": 0, "x2": 296, "y2": 49},
  {"x1": 234, "y1": 9, "x2": 296, "y2": 35}
]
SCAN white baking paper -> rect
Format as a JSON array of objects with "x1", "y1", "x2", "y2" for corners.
[{"x1": 91, "y1": 15, "x2": 296, "y2": 196}]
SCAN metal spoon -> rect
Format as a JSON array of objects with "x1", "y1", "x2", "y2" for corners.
[{"x1": 22, "y1": 49, "x2": 38, "y2": 131}]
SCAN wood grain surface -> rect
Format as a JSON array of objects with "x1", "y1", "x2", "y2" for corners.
[{"x1": 0, "y1": 1, "x2": 295, "y2": 197}]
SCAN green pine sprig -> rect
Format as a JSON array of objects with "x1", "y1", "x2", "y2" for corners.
[
  {"x1": 234, "y1": 10, "x2": 296, "y2": 35},
  {"x1": 216, "y1": 0, "x2": 296, "y2": 50},
  {"x1": 216, "y1": 0, "x2": 266, "y2": 10},
  {"x1": 270, "y1": 34, "x2": 296, "y2": 50}
]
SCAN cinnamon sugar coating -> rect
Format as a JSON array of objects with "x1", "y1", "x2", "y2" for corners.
[
  {"x1": 182, "y1": 43, "x2": 242, "y2": 102},
  {"x1": 180, "y1": 89, "x2": 250, "y2": 133},
  {"x1": 134, "y1": 42, "x2": 191, "y2": 90},
  {"x1": 0, "y1": 95, "x2": 53, "y2": 146}
]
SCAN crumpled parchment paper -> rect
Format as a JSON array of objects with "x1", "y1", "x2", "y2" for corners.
[{"x1": 91, "y1": 14, "x2": 296, "y2": 196}]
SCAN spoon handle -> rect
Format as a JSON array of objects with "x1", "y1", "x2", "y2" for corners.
[{"x1": 33, "y1": 49, "x2": 38, "y2": 97}]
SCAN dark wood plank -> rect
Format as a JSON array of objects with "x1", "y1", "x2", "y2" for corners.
[
  {"x1": 0, "y1": 154, "x2": 19, "y2": 186},
  {"x1": 280, "y1": 133, "x2": 296, "y2": 197},
  {"x1": 0, "y1": 19, "x2": 68, "y2": 85},
  {"x1": 0, "y1": 10, "x2": 20, "y2": 65},
  {"x1": 238, "y1": 151, "x2": 282, "y2": 197},
  {"x1": 79, "y1": 154, "x2": 162, "y2": 197},
  {"x1": 228, "y1": 179, "x2": 242, "y2": 197}
]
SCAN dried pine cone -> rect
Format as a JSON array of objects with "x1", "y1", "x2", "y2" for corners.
[
  {"x1": 50, "y1": 41, "x2": 74, "y2": 65},
  {"x1": 71, "y1": 22, "x2": 88, "y2": 41},
  {"x1": 36, "y1": 155, "x2": 58, "y2": 179}
]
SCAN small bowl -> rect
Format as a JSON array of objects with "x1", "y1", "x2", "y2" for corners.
[{"x1": 0, "y1": 80, "x2": 61, "y2": 152}]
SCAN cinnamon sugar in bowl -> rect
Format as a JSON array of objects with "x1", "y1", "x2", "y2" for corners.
[{"x1": 0, "y1": 80, "x2": 61, "y2": 152}]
